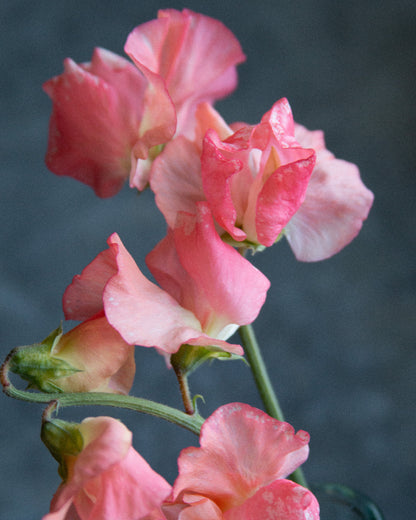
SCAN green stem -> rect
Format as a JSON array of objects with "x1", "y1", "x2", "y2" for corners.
[
  {"x1": 1, "y1": 354, "x2": 203, "y2": 435},
  {"x1": 239, "y1": 324, "x2": 308, "y2": 488},
  {"x1": 173, "y1": 364, "x2": 194, "y2": 415}
]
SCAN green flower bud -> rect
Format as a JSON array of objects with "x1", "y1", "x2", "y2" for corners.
[
  {"x1": 9, "y1": 326, "x2": 81, "y2": 393},
  {"x1": 41, "y1": 418, "x2": 84, "y2": 480}
]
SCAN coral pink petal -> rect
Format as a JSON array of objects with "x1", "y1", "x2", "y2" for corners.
[
  {"x1": 146, "y1": 229, "x2": 243, "y2": 355},
  {"x1": 225, "y1": 480, "x2": 320, "y2": 520},
  {"x1": 173, "y1": 203, "x2": 270, "y2": 331},
  {"x1": 172, "y1": 403, "x2": 310, "y2": 511},
  {"x1": 44, "y1": 50, "x2": 145, "y2": 197},
  {"x1": 285, "y1": 158, "x2": 374, "y2": 261},
  {"x1": 255, "y1": 151, "x2": 316, "y2": 246},
  {"x1": 103, "y1": 233, "x2": 204, "y2": 354},
  {"x1": 63, "y1": 243, "x2": 118, "y2": 321},
  {"x1": 150, "y1": 136, "x2": 204, "y2": 228},
  {"x1": 125, "y1": 9, "x2": 245, "y2": 110},
  {"x1": 201, "y1": 130, "x2": 246, "y2": 240}
]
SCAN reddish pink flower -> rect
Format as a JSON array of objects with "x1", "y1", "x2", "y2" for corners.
[
  {"x1": 200, "y1": 98, "x2": 316, "y2": 247},
  {"x1": 124, "y1": 8, "x2": 245, "y2": 142},
  {"x1": 43, "y1": 416, "x2": 171, "y2": 520},
  {"x1": 43, "y1": 47, "x2": 173, "y2": 198},
  {"x1": 162, "y1": 403, "x2": 319, "y2": 520},
  {"x1": 63, "y1": 204, "x2": 269, "y2": 356},
  {"x1": 151, "y1": 100, "x2": 316, "y2": 248},
  {"x1": 44, "y1": 10, "x2": 244, "y2": 195},
  {"x1": 284, "y1": 123, "x2": 374, "y2": 261}
]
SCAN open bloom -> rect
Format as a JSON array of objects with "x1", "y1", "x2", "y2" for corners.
[
  {"x1": 63, "y1": 203, "x2": 269, "y2": 357},
  {"x1": 42, "y1": 416, "x2": 171, "y2": 520},
  {"x1": 162, "y1": 403, "x2": 319, "y2": 520},
  {"x1": 151, "y1": 99, "x2": 316, "y2": 249},
  {"x1": 44, "y1": 9, "x2": 245, "y2": 196},
  {"x1": 284, "y1": 123, "x2": 374, "y2": 261}
]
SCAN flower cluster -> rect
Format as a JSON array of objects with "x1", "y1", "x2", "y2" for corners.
[{"x1": 2, "y1": 8, "x2": 374, "y2": 520}]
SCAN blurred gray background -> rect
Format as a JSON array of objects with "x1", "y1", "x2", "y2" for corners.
[{"x1": 1, "y1": 1, "x2": 415, "y2": 518}]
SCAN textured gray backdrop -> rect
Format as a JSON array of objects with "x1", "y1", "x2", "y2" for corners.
[{"x1": 1, "y1": 1, "x2": 415, "y2": 519}]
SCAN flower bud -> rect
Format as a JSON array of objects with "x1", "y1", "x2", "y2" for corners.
[
  {"x1": 41, "y1": 418, "x2": 84, "y2": 480},
  {"x1": 9, "y1": 326, "x2": 81, "y2": 392},
  {"x1": 8, "y1": 317, "x2": 135, "y2": 394}
]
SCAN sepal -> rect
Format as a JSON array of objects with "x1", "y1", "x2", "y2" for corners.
[
  {"x1": 171, "y1": 343, "x2": 243, "y2": 377},
  {"x1": 41, "y1": 418, "x2": 84, "y2": 481},
  {"x1": 9, "y1": 326, "x2": 81, "y2": 392}
]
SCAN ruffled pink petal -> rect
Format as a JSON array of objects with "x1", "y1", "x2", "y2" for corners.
[
  {"x1": 285, "y1": 157, "x2": 374, "y2": 261},
  {"x1": 255, "y1": 150, "x2": 316, "y2": 246},
  {"x1": 102, "y1": 233, "x2": 209, "y2": 354},
  {"x1": 172, "y1": 403, "x2": 310, "y2": 511},
  {"x1": 63, "y1": 243, "x2": 119, "y2": 322},
  {"x1": 44, "y1": 48, "x2": 146, "y2": 197},
  {"x1": 225, "y1": 479, "x2": 320, "y2": 520},
  {"x1": 201, "y1": 130, "x2": 246, "y2": 241},
  {"x1": 52, "y1": 315, "x2": 135, "y2": 394},
  {"x1": 125, "y1": 9, "x2": 245, "y2": 136}
]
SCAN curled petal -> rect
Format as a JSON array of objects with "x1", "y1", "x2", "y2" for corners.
[
  {"x1": 63, "y1": 243, "x2": 118, "y2": 322},
  {"x1": 255, "y1": 152, "x2": 316, "y2": 246},
  {"x1": 172, "y1": 403, "x2": 310, "y2": 511}
]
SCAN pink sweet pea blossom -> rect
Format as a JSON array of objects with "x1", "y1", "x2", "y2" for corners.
[
  {"x1": 162, "y1": 403, "x2": 319, "y2": 520},
  {"x1": 43, "y1": 416, "x2": 171, "y2": 520},
  {"x1": 151, "y1": 99, "x2": 316, "y2": 249},
  {"x1": 43, "y1": 47, "x2": 173, "y2": 198},
  {"x1": 125, "y1": 8, "x2": 245, "y2": 190},
  {"x1": 200, "y1": 98, "x2": 316, "y2": 247},
  {"x1": 44, "y1": 9, "x2": 244, "y2": 196},
  {"x1": 63, "y1": 203, "x2": 269, "y2": 357},
  {"x1": 284, "y1": 123, "x2": 374, "y2": 261}
]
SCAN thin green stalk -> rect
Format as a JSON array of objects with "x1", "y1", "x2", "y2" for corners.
[
  {"x1": 239, "y1": 323, "x2": 308, "y2": 488},
  {"x1": 1, "y1": 353, "x2": 203, "y2": 435}
]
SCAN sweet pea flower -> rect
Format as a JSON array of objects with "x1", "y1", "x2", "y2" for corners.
[
  {"x1": 43, "y1": 47, "x2": 172, "y2": 198},
  {"x1": 284, "y1": 123, "x2": 374, "y2": 261},
  {"x1": 44, "y1": 10, "x2": 244, "y2": 196},
  {"x1": 151, "y1": 99, "x2": 316, "y2": 249},
  {"x1": 63, "y1": 203, "x2": 269, "y2": 358},
  {"x1": 42, "y1": 416, "x2": 171, "y2": 520},
  {"x1": 162, "y1": 403, "x2": 320, "y2": 520},
  {"x1": 125, "y1": 8, "x2": 246, "y2": 190},
  {"x1": 8, "y1": 315, "x2": 135, "y2": 394},
  {"x1": 200, "y1": 98, "x2": 316, "y2": 248}
]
